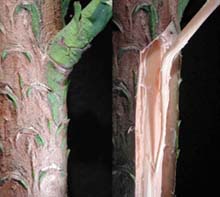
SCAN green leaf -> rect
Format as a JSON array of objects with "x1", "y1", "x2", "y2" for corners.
[
  {"x1": 56, "y1": 123, "x2": 65, "y2": 136},
  {"x1": 48, "y1": 93, "x2": 60, "y2": 124},
  {"x1": 29, "y1": 4, "x2": 41, "y2": 40},
  {"x1": 148, "y1": 5, "x2": 158, "y2": 39},
  {"x1": 133, "y1": 3, "x2": 149, "y2": 15},
  {"x1": 0, "y1": 86, "x2": 18, "y2": 108},
  {"x1": 32, "y1": 170, "x2": 35, "y2": 179},
  {"x1": 35, "y1": 134, "x2": 45, "y2": 147},
  {"x1": 128, "y1": 172, "x2": 135, "y2": 181},
  {"x1": 26, "y1": 87, "x2": 33, "y2": 97},
  {"x1": 61, "y1": 0, "x2": 71, "y2": 23},
  {"x1": 47, "y1": 119, "x2": 52, "y2": 133},
  {"x1": 1, "y1": 50, "x2": 8, "y2": 60},
  {"x1": 39, "y1": 170, "x2": 47, "y2": 184},
  {"x1": 61, "y1": 137, "x2": 67, "y2": 150},
  {"x1": 73, "y1": 1, "x2": 82, "y2": 21},
  {"x1": 66, "y1": 149, "x2": 71, "y2": 158},
  {"x1": 15, "y1": 3, "x2": 41, "y2": 40},
  {"x1": 176, "y1": 149, "x2": 181, "y2": 159},
  {"x1": 48, "y1": 0, "x2": 112, "y2": 69},
  {"x1": 88, "y1": 2, "x2": 112, "y2": 36},
  {"x1": 16, "y1": 179, "x2": 28, "y2": 190},
  {"x1": 18, "y1": 73, "x2": 24, "y2": 88},
  {"x1": 178, "y1": 0, "x2": 190, "y2": 20},
  {"x1": 133, "y1": 3, "x2": 158, "y2": 39},
  {"x1": 22, "y1": 52, "x2": 32, "y2": 62},
  {"x1": 15, "y1": 5, "x2": 23, "y2": 14},
  {"x1": 46, "y1": 62, "x2": 65, "y2": 93},
  {"x1": 6, "y1": 87, "x2": 18, "y2": 108}
]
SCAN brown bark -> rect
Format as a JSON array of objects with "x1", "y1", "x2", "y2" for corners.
[
  {"x1": 0, "y1": 1, "x2": 67, "y2": 196},
  {"x1": 113, "y1": 0, "x2": 181, "y2": 196}
]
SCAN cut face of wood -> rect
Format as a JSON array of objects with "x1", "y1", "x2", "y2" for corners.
[
  {"x1": 135, "y1": 22, "x2": 179, "y2": 197},
  {"x1": 135, "y1": 1, "x2": 220, "y2": 196}
]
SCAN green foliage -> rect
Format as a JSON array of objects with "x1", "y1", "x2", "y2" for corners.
[
  {"x1": 66, "y1": 149, "x2": 71, "y2": 158},
  {"x1": 48, "y1": 92, "x2": 60, "y2": 125},
  {"x1": 133, "y1": 3, "x2": 159, "y2": 39},
  {"x1": 18, "y1": 74, "x2": 24, "y2": 88},
  {"x1": 16, "y1": 179, "x2": 28, "y2": 190},
  {"x1": 26, "y1": 86, "x2": 33, "y2": 97},
  {"x1": 62, "y1": 0, "x2": 71, "y2": 23},
  {"x1": 22, "y1": 52, "x2": 32, "y2": 62},
  {"x1": 5, "y1": 86, "x2": 18, "y2": 108},
  {"x1": 15, "y1": 3, "x2": 41, "y2": 40},
  {"x1": 47, "y1": 119, "x2": 52, "y2": 133},
  {"x1": 46, "y1": 62, "x2": 68, "y2": 124},
  {"x1": 1, "y1": 50, "x2": 8, "y2": 60},
  {"x1": 39, "y1": 170, "x2": 47, "y2": 184},
  {"x1": 32, "y1": 170, "x2": 35, "y2": 179},
  {"x1": 54, "y1": 120, "x2": 68, "y2": 142},
  {"x1": 148, "y1": 5, "x2": 159, "y2": 39},
  {"x1": 46, "y1": 62, "x2": 65, "y2": 93},
  {"x1": 47, "y1": 0, "x2": 111, "y2": 126},
  {"x1": 178, "y1": 0, "x2": 190, "y2": 21},
  {"x1": 35, "y1": 134, "x2": 45, "y2": 147},
  {"x1": 48, "y1": 0, "x2": 112, "y2": 69},
  {"x1": 56, "y1": 123, "x2": 65, "y2": 136},
  {"x1": 61, "y1": 137, "x2": 67, "y2": 149},
  {"x1": 15, "y1": 5, "x2": 23, "y2": 14},
  {"x1": 0, "y1": 142, "x2": 3, "y2": 153}
]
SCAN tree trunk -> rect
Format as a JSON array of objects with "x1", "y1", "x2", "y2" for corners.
[
  {"x1": 112, "y1": 0, "x2": 188, "y2": 196},
  {"x1": 0, "y1": 0, "x2": 111, "y2": 196},
  {"x1": 0, "y1": 1, "x2": 65, "y2": 196}
]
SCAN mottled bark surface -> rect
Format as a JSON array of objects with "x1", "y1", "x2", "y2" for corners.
[
  {"x1": 112, "y1": 0, "x2": 183, "y2": 196},
  {"x1": 0, "y1": 0, "x2": 112, "y2": 196},
  {"x1": 0, "y1": 1, "x2": 67, "y2": 196}
]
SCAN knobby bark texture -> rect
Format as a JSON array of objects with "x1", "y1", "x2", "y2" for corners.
[
  {"x1": 0, "y1": 0, "x2": 111, "y2": 196},
  {"x1": 112, "y1": 0, "x2": 189, "y2": 196}
]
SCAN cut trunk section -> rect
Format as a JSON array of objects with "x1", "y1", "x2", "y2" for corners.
[{"x1": 135, "y1": 23, "x2": 180, "y2": 197}]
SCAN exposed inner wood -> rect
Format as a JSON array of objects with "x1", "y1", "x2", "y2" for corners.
[
  {"x1": 135, "y1": 1, "x2": 220, "y2": 196},
  {"x1": 112, "y1": 1, "x2": 181, "y2": 196},
  {"x1": 135, "y1": 22, "x2": 179, "y2": 197}
]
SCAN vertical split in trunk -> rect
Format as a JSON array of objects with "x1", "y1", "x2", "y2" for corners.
[
  {"x1": 135, "y1": 22, "x2": 181, "y2": 197},
  {"x1": 113, "y1": 0, "x2": 186, "y2": 196},
  {"x1": 0, "y1": 1, "x2": 68, "y2": 196},
  {"x1": 131, "y1": 0, "x2": 219, "y2": 196}
]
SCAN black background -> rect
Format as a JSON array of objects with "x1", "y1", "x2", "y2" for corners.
[
  {"x1": 176, "y1": 1, "x2": 220, "y2": 196},
  {"x1": 66, "y1": 1, "x2": 112, "y2": 196}
]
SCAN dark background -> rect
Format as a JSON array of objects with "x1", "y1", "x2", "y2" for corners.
[
  {"x1": 65, "y1": 0, "x2": 220, "y2": 197},
  {"x1": 176, "y1": 1, "x2": 220, "y2": 196},
  {"x1": 66, "y1": 1, "x2": 112, "y2": 196}
]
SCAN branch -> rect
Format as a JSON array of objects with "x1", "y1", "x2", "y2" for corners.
[
  {"x1": 160, "y1": 0, "x2": 220, "y2": 173},
  {"x1": 163, "y1": 0, "x2": 220, "y2": 72},
  {"x1": 48, "y1": 0, "x2": 112, "y2": 69}
]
